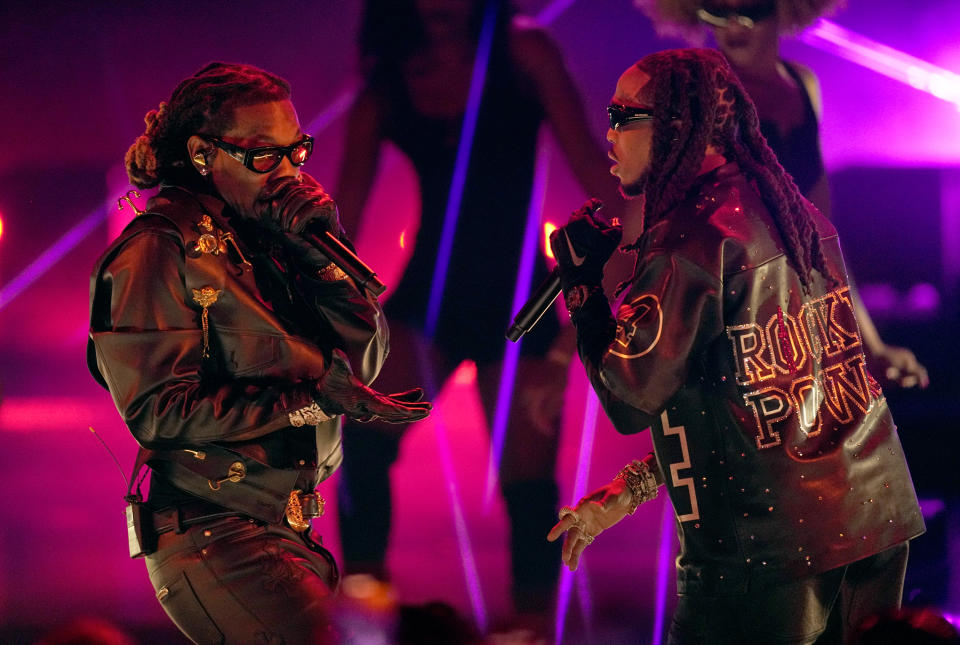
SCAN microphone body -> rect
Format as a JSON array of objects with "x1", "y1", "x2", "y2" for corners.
[
  {"x1": 303, "y1": 228, "x2": 387, "y2": 296},
  {"x1": 506, "y1": 267, "x2": 560, "y2": 342}
]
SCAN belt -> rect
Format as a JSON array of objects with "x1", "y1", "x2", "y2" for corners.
[
  {"x1": 153, "y1": 490, "x2": 325, "y2": 536},
  {"x1": 152, "y1": 500, "x2": 239, "y2": 536},
  {"x1": 284, "y1": 489, "x2": 325, "y2": 532}
]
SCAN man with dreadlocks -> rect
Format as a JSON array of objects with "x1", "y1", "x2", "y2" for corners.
[
  {"x1": 546, "y1": 49, "x2": 924, "y2": 644},
  {"x1": 88, "y1": 62, "x2": 430, "y2": 643}
]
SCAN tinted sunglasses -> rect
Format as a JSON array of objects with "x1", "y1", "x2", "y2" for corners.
[
  {"x1": 697, "y1": 2, "x2": 776, "y2": 29},
  {"x1": 205, "y1": 135, "x2": 314, "y2": 173},
  {"x1": 607, "y1": 104, "x2": 655, "y2": 130}
]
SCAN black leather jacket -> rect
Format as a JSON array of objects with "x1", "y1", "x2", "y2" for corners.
[
  {"x1": 575, "y1": 164, "x2": 924, "y2": 594},
  {"x1": 88, "y1": 185, "x2": 388, "y2": 522}
]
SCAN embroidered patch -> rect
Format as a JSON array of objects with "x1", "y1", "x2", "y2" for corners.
[{"x1": 609, "y1": 293, "x2": 663, "y2": 359}]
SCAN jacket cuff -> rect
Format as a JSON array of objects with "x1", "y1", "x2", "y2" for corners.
[
  {"x1": 284, "y1": 385, "x2": 332, "y2": 428},
  {"x1": 571, "y1": 286, "x2": 616, "y2": 366}
]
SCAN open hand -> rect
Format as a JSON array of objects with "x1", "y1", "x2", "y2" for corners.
[
  {"x1": 316, "y1": 349, "x2": 432, "y2": 423},
  {"x1": 547, "y1": 478, "x2": 633, "y2": 571}
]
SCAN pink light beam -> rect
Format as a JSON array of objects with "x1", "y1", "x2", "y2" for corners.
[{"x1": 801, "y1": 19, "x2": 960, "y2": 111}]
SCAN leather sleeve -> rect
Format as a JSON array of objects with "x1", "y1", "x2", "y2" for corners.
[
  {"x1": 572, "y1": 247, "x2": 723, "y2": 429},
  {"x1": 231, "y1": 216, "x2": 389, "y2": 386},
  {"x1": 567, "y1": 287, "x2": 656, "y2": 433},
  {"x1": 599, "y1": 250, "x2": 723, "y2": 415},
  {"x1": 289, "y1": 249, "x2": 388, "y2": 386},
  {"x1": 89, "y1": 228, "x2": 317, "y2": 448}
]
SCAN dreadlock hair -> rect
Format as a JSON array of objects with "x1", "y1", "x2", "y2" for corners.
[
  {"x1": 634, "y1": 0, "x2": 844, "y2": 42},
  {"x1": 125, "y1": 62, "x2": 291, "y2": 189},
  {"x1": 636, "y1": 48, "x2": 832, "y2": 292}
]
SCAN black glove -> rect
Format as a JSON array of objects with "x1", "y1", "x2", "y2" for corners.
[
  {"x1": 252, "y1": 173, "x2": 345, "y2": 268},
  {"x1": 254, "y1": 172, "x2": 341, "y2": 236},
  {"x1": 549, "y1": 198, "x2": 622, "y2": 292},
  {"x1": 316, "y1": 349, "x2": 432, "y2": 423}
]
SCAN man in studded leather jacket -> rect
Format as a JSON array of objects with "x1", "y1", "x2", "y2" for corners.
[
  {"x1": 547, "y1": 50, "x2": 924, "y2": 645},
  {"x1": 88, "y1": 62, "x2": 430, "y2": 644}
]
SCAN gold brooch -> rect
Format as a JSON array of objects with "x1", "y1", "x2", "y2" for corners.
[
  {"x1": 191, "y1": 286, "x2": 222, "y2": 358},
  {"x1": 193, "y1": 215, "x2": 227, "y2": 256},
  {"x1": 192, "y1": 215, "x2": 252, "y2": 270},
  {"x1": 117, "y1": 190, "x2": 144, "y2": 216}
]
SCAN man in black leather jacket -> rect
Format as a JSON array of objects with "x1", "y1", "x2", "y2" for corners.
[
  {"x1": 88, "y1": 62, "x2": 430, "y2": 644},
  {"x1": 547, "y1": 49, "x2": 924, "y2": 645}
]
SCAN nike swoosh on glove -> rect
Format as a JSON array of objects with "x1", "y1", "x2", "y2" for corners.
[{"x1": 549, "y1": 198, "x2": 622, "y2": 292}]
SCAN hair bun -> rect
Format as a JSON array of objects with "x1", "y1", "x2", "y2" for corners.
[
  {"x1": 143, "y1": 101, "x2": 168, "y2": 138},
  {"x1": 124, "y1": 134, "x2": 160, "y2": 189}
]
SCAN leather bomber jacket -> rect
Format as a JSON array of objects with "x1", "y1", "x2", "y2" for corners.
[
  {"x1": 575, "y1": 163, "x2": 924, "y2": 594},
  {"x1": 87, "y1": 186, "x2": 388, "y2": 522}
]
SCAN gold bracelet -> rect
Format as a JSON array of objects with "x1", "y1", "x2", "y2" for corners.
[{"x1": 615, "y1": 456, "x2": 658, "y2": 515}]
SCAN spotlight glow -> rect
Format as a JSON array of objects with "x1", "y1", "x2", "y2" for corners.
[
  {"x1": 801, "y1": 19, "x2": 960, "y2": 111},
  {"x1": 544, "y1": 222, "x2": 557, "y2": 260}
]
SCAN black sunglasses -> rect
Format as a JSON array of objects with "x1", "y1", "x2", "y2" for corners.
[
  {"x1": 205, "y1": 135, "x2": 314, "y2": 173},
  {"x1": 607, "y1": 104, "x2": 655, "y2": 130},
  {"x1": 697, "y1": 2, "x2": 776, "y2": 29}
]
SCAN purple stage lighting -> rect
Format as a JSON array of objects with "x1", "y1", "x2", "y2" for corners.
[
  {"x1": 652, "y1": 498, "x2": 676, "y2": 645},
  {"x1": 413, "y1": 338, "x2": 489, "y2": 632},
  {"x1": 424, "y1": 0, "x2": 499, "y2": 336},
  {"x1": 554, "y1": 388, "x2": 600, "y2": 643},
  {"x1": 801, "y1": 19, "x2": 960, "y2": 110},
  {"x1": 484, "y1": 147, "x2": 552, "y2": 508},
  {"x1": 305, "y1": 84, "x2": 359, "y2": 135},
  {"x1": 0, "y1": 204, "x2": 107, "y2": 311}
]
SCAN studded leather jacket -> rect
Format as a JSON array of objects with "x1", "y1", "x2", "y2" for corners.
[
  {"x1": 88, "y1": 185, "x2": 388, "y2": 523},
  {"x1": 574, "y1": 163, "x2": 924, "y2": 594}
]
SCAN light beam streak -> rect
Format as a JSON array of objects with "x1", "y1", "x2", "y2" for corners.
[
  {"x1": 483, "y1": 146, "x2": 551, "y2": 508},
  {"x1": 413, "y1": 338, "x2": 488, "y2": 632},
  {"x1": 419, "y1": 0, "x2": 500, "y2": 627},
  {"x1": 0, "y1": 204, "x2": 107, "y2": 310},
  {"x1": 555, "y1": 387, "x2": 600, "y2": 643},
  {"x1": 305, "y1": 83, "x2": 359, "y2": 134},
  {"x1": 424, "y1": 0, "x2": 499, "y2": 336},
  {"x1": 652, "y1": 496, "x2": 675, "y2": 645},
  {"x1": 484, "y1": 0, "x2": 589, "y2": 509},
  {"x1": 801, "y1": 19, "x2": 960, "y2": 110}
]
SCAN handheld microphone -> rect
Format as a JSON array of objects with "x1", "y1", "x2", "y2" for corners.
[
  {"x1": 506, "y1": 268, "x2": 561, "y2": 342},
  {"x1": 506, "y1": 197, "x2": 609, "y2": 341},
  {"x1": 303, "y1": 228, "x2": 387, "y2": 296}
]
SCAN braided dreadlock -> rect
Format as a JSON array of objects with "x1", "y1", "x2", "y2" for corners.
[
  {"x1": 636, "y1": 48, "x2": 832, "y2": 292},
  {"x1": 125, "y1": 62, "x2": 291, "y2": 189}
]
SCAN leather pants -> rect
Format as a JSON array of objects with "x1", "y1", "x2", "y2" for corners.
[{"x1": 146, "y1": 515, "x2": 339, "y2": 644}]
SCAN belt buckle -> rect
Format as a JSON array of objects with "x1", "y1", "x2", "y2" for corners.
[{"x1": 285, "y1": 489, "x2": 325, "y2": 532}]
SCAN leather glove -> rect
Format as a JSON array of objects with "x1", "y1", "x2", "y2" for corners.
[
  {"x1": 549, "y1": 198, "x2": 622, "y2": 293},
  {"x1": 252, "y1": 173, "x2": 344, "y2": 268},
  {"x1": 316, "y1": 349, "x2": 432, "y2": 423},
  {"x1": 254, "y1": 172, "x2": 341, "y2": 236}
]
